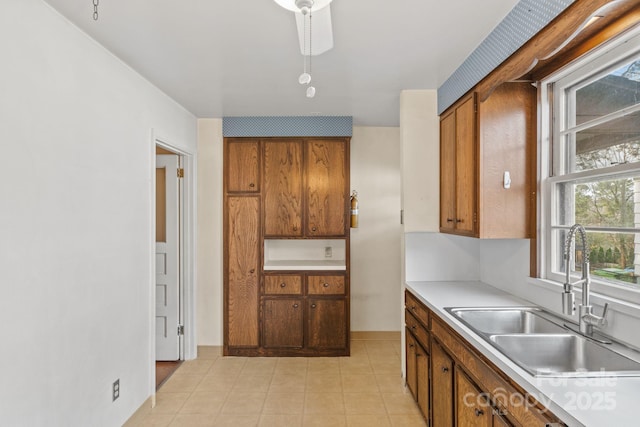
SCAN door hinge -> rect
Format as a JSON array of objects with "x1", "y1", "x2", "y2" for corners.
[
  {"x1": 177, "y1": 325, "x2": 184, "y2": 335},
  {"x1": 177, "y1": 168, "x2": 184, "y2": 178}
]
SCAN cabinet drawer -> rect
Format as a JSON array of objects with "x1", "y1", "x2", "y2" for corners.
[
  {"x1": 308, "y1": 275, "x2": 345, "y2": 295},
  {"x1": 405, "y1": 309, "x2": 429, "y2": 350},
  {"x1": 405, "y1": 291, "x2": 429, "y2": 328},
  {"x1": 264, "y1": 275, "x2": 303, "y2": 295}
]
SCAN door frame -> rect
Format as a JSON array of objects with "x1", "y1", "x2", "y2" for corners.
[{"x1": 149, "y1": 129, "x2": 197, "y2": 400}]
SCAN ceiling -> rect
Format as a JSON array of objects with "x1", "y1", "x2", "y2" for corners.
[{"x1": 43, "y1": 0, "x2": 520, "y2": 126}]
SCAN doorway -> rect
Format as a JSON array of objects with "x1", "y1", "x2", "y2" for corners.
[{"x1": 154, "y1": 144, "x2": 185, "y2": 388}]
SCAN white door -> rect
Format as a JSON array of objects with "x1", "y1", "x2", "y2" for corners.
[{"x1": 156, "y1": 154, "x2": 180, "y2": 361}]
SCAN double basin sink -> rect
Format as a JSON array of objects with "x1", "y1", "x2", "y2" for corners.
[{"x1": 445, "y1": 306, "x2": 640, "y2": 377}]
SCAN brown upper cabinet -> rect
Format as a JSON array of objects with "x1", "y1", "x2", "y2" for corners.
[
  {"x1": 264, "y1": 138, "x2": 349, "y2": 238},
  {"x1": 226, "y1": 139, "x2": 260, "y2": 193},
  {"x1": 439, "y1": 82, "x2": 536, "y2": 238}
]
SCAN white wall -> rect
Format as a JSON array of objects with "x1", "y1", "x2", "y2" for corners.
[
  {"x1": 350, "y1": 127, "x2": 403, "y2": 331},
  {"x1": 0, "y1": 1, "x2": 197, "y2": 426},
  {"x1": 400, "y1": 90, "x2": 440, "y2": 233},
  {"x1": 196, "y1": 119, "x2": 224, "y2": 345}
]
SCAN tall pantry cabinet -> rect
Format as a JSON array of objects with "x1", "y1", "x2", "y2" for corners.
[{"x1": 224, "y1": 137, "x2": 350, "y2": 357}]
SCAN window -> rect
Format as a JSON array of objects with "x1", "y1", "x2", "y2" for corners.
[{"x1": 543, "y1": 27, "x2": 640, "y2": 295}]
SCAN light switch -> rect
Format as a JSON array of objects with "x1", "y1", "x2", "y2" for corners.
[{"x1": 504, "y1": 171, "x2": 511, "y2": 189}]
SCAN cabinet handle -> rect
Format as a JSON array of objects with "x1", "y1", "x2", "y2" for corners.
[
  {"x1": 441, "y1": 366, "x2": 449, "y2": 373},
  {"x1": 446, "y1": 218, "x2": 454, "y2": 223},
  {"x1": 323, "y1": 283, "x2": 330, "y2": 288},
  {"x1": 249, "y1": 183, "x2": 255, "y2": 188},
  {"x1": 311, "y1": 303, "x2": 317, "y2": 308},
  {"x1": 475, "y1": 408, "x2": 484, "y2": 417},
  {"x1": 280, "y1": 283, "x2": 286, "y2": 288},
  {"x1": 293, "y1": 303, "x2": 299, "y2": 308}
]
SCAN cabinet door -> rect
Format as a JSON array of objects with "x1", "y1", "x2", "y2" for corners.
[
  {"x1": 264, "y1": 140, "x2": 303, "y2": 236},
  {"x1": 263, "y1": 298, "x2": 304, "y2": 348},
  {"x1": 455, "y1": 96, "x2": 476, "y2": 234},
  {"x1": 226, "y1": 196, "x2": 260, "y2": 347},
  {"x1": 306, "y1": 139, "x2": 347, "y2": 236},
  {"x1": 440, "y1": 111, "x2": 456, "y2": 232},
  {"x1": 226, "y1": 139, "x2": 259, "y2": 193},
  {"x1": 416, "y1": 343, "x2": 430, "y2": 421},
  {"x1": 308, "y1": 298, "x2": 347, "y2": 349},
  {"x1": 405, "y1": 330, "x2": 417, "y2": 397},
  {"x1": 455, "y1": 369, "x2": 492, "y2": 427},
  {"x1": 431, "y1": 340, "x2": 454, "y2": 427}
]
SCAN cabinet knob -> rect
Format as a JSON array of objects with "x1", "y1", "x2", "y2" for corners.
[
  {"x1": 441, "y1": 366, "x2": 449, "y2": 373},
  {"x1": 293, "y1": 303, "x2": 299, "y2": 308},
  {"x1": 411, "y1": 324, "x2": 417, "y2": 330},
  {"x1": 249, "y1": 269, "x2": 255, "y2": 274},
  {"x1": 408, "y1": 343, "x2": 414, "y2": 348},
  {"x1": 280, "y1": 283, "x2": 286, "y2": 288},
  {"x1": 311, "y1": 227, "x2": 317, "y2": 232},
  {"x1": 456, "y1": 219, "x2": 463, "y2": 223},
  {"x1": 411, "y1": 305, "x2": 417, "y2": 311},
  {"x1": 475, "y1": 409, "x2": 484, "y2": 417},
  {"x1": 293, "y1": 226, "x2": 297, "y2": 231},
  {"x1": 323, "y1": 283, "x2": 330, "y2": 288},
  {"x1": 249, "y1": 183, "x2": 255, "y2": 188},
  {"x1": 311, "y1": 303, "x2": 317, "y2": 308}
]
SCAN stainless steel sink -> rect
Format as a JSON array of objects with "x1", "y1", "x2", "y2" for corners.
[
  {"x1": 445, "y1": 306, "x2": 640, "y2": 377},
  {"x1": 489, "y1": 333, "x2": 640, "y2": 377},
  {"x1": 448, "y1": 307, "x2": 566, "y2": 334}
]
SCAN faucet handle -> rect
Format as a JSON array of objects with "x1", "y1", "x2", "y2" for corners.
[{"x1": 599, "y1": 303, "x2": 609, "y2": 325}]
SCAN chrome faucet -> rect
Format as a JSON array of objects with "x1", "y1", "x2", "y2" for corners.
[{"x1": 561, "y1": 224, "x2": 610, "y2": 340}]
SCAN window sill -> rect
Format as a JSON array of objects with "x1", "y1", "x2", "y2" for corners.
[{"x1": 527, "y1": 276, "x2": 640, "y2": 319}]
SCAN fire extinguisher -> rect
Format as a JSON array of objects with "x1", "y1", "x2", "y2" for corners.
[{"x1": 350, "y1": 190, "x2": 359, "y2": 228}]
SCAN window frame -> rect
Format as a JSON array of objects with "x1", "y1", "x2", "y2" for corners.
[{"x1": 540, "y1": 24, "x2": 640, "y2": 305}]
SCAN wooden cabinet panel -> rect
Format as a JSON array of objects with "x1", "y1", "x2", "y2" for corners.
[
  {"x1": 405, "y1": 330, "x2": 418, "y2": 397},
  {"x1": 431, "y1": 340, "x2": 454, "y2": 427},
  {"x1": 226, "y1": 196, "x2": 260, "y2": 347},
  {"x1": 308, "y1": 298, "x2": 347, "y2": 349},
  {"x1": 264, "y1": 140, "x2": 303, "y2": 236},
  {"x1": 416, "y1": 344, "x2": 430, "y2": 421},
  {"x1": 264, "y1": 274, "x2": 303, "y2": 295},
  {"x1": 226, "y1": 140, "x2": 259, "y2": 193},
  {"x1": 456, "y1": 368, "x2": 492, "y2": 427},
  {"x1": 308, "y1": 275, "x2": 346, "y2": 295},
  {"x1": 263, "y1": 298, "x2": 304, "y2": 348},
  {"x1": 440, "y1": 110, "x2": 456, "y2": 231},
  {"x1": 455, "y1": 96, "x2": 476, "y2": 234},
  {"x1": 405, "y1": 310, "x2": 429, "y2": 350},
  {"x1": 305, "y1": 139, "x2": 347, "y2": 236},
  {"x1": 405, "y1": 292, "x2": 429, "y2": 327}
]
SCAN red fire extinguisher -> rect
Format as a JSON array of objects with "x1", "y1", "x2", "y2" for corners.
[{"x1": 350, "y1": 190, "x2": 359, "y2": 228}]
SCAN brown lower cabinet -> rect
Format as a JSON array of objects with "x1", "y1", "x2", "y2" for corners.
[{"x1": 405, "y1": 290, "x2": 566, "y2": 427}]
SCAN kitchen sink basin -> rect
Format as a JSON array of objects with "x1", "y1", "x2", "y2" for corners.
[
  {"x1": 447, "y1": 307, "x2": 566, "y2": 334},
  {"x1": 445, "y1": 306, "x2": 640, "y2": 377},
  {"x1": 489, "y1": 334, "x2": 640, "y2": 377}
]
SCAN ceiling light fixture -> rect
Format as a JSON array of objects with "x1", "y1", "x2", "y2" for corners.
[{"x1": 274, "y1": 0, "x2": 335, "y2": 99}]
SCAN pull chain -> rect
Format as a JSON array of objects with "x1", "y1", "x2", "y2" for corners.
[{"x1": 93, "y1": 0, "x2": 99, "y2": 21}]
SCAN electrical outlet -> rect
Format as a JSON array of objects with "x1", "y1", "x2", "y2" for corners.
[
  {"x1": 324, "y1": 246, "x2": 332, "y2": 258},
  {"x1": 112, "y1": 379, "x2": 120, "y2": 402}
]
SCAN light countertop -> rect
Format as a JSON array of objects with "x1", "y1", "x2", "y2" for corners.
[{"x1": 405, "y1": 280, "x2": 640, "y2": 427}]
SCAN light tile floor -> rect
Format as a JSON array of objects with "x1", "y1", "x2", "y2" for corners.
[{"x1": 125, "y1": 340, "x2": 427, "y2": 427}]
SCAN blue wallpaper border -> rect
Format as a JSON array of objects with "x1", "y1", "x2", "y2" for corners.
[
  {"x1": 437, "y1": 0, "x2": 575, "y2": 114},
  {"x1": 222, "y1": 116, "x2": 353, "y2": 137}
]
